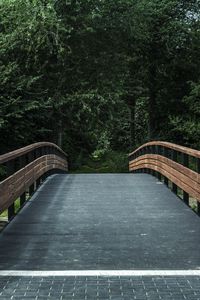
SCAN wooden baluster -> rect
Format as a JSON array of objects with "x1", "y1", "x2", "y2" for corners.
[
  {"x1": 172, "y1": 150, "x2": 178, "y2": 195},
  {"x1": 197, "y1": 158, "x2": 200, "y2": 215},
  {"x1": 7, "y1": 160, "x2": 15, "y2": 220},
  {"x1": 28, "y1": 151, "x2": 35, "y2": 197},
  {"x1": 19, "y1": 155, "x2": 26, "y2": 208},
  {"x1": 182, "y1": 153, "x2": 189, "y2": 205},
  {"x1": 20, "y1": 193, "x2": 26, "y2": 207},
  {"x1": 163, "y1": 147, "x2": 169, "y2": 186}
]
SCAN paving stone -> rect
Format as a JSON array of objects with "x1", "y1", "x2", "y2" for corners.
[{"x1": 0, "y1": 276, "x2": 200, "y2": 299}]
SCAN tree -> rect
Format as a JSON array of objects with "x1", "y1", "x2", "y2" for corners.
[{"x1": 0, "y1": 0, "x2": 200, "y2": 163}]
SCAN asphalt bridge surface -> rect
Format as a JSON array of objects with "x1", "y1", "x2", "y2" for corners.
[{"x1": 1, "y1": 173, "x2": 200, "y2": 299}]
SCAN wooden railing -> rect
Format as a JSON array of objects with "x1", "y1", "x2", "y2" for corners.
[
  {"x1": 0, "y1": 142, "x2": 68, "y2": 220},
  {"x1": 129, "y1": 141, "x2": 200, "y2": 213}
]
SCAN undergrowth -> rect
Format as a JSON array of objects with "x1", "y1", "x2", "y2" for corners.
[{"x1": 71, "y1": 151, "x2": 128, "y2": 173}]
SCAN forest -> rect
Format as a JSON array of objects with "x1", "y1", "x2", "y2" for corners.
[{"x1": 0, "y1": 0, "x2": 200, "y2": 172}]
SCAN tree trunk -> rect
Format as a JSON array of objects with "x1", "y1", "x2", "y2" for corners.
[
  {"x1": 57, "y1": 119, "x2": 63, "y2": 148},
  {"x1": 126, "y1": 95, "x2": 136, "y2": 148},
  {"x1": 148, "y1": 89, "x2": 157, "y2": 140},
  {"x1": 130, "y1": 104, "x2": 135, "y2": 148},
  {"x1": 148, "y1": 62, "x2": 157, "y2": 140}
]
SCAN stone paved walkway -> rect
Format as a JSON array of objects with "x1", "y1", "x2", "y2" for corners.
[{"x1": 0, "y1": 276, "x2": 200, "y2": 299}]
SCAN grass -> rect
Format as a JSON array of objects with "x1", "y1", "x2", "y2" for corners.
[
  {"x1": 160, "y1": 175, "x2": 199, "y2": 214},
  {"x1": 71, "y1": 150, "x2": 129, "y2": 173},
  {"x1": 189, "y1": 198, "x2": 198, "y2": 213},
  {"x1": 0, "y1": 210, "x2": 7, "y2": 218},
  {"x1": 0, "y1": 197, "x2": 23, "y2": 219}
]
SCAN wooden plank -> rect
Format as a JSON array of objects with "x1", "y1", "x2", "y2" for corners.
[
  {"x1": 129, "y1": 155, "x2": 200, "y2": 202},
  {"x1": 0, "y1": 142, "x2": 67, "y2": 164},
  {"x1": 0, "y1": 155, "x2": 68, "y2": 213},
  {"x1": 129, "y1": 141, "x2": 200, "y2": 159},
  {"x1": 129, "y1": 155, "x2": 200, "y2": 184}
]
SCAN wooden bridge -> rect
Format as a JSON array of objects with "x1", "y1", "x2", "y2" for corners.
[{"x1": 0, "y1": 141, "x2": 200, "y2": 299}]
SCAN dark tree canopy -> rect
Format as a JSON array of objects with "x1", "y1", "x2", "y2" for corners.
[{"x1": 0, "y1": 0, "x2": 199, "y2": 169}]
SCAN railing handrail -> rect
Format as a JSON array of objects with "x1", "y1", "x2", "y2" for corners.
[
  {"x1": 0, "y1": 142, "x2": 68, "y2": 220},
  {"x1": 129, "y1": 141, "x2": 200, "y2": 159},
  {"x1": 0, "y1": 142, "x2": 67, "y2": 164},
  {"x1": 129, "y1": 140, "x2": 200, "y2": 213}
]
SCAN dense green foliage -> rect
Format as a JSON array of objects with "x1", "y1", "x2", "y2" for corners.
[{"x1": 0, "y1": 0, "x2": 200, "y2": 170}]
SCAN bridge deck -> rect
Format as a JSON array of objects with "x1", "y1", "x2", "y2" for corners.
[{"x1": 1, "y1": 173, "x2": 200, "y2": 299}]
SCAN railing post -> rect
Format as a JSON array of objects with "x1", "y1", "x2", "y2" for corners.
[
  {"x1": 155, "y1": 145, "x2": 158, "y2": 155},
  {"x1": 29, "y1": 184, "x2": 35, "y2": 196},
  {"x1": 6, "y1": 160, "x2": 15, "y2": 177},
  {"x1": 39, "y1": 147, "x2": 42, "y2": 157},
  {"x1": 19, "y1": 155, "x2": 27, "y2": 208},
  {"x1": 172, "y1": 182, "x2": 177, "y2": 194},
  {"x1": 35, "y1": 148, "x2": 39, "y2": 159},
  {"x1": 157, "y1": 145, "x2": 161, "y2": 155},
  {"x1": 6, "y1": 160, "x2": 16, "y2": 220},
  {"x1": 149, "y1": 145, "x2": 152, "y2": 154},
  {"x1": 28, "y1": 150, "x2": 35, "y2": 196},
  {"x1": 197, "y1": 158, "x2": 200, "y2": 214},
  {"x1": 20, "y1": 192, "x2": 26, "y2": 207},
  {"x1": 41, "y1": 172, "x2": 48, "y2": 182},
  {"x1": 182, "y1": 153, "x2": 189, "y2": 205},
  {"x1": 8, "y1": 204, "x2": 15, "y2": 221},
  {"x1": 19, "y1": 155, "x2": 26, "y2": 169},
  {"x1": 164, "y1": 147, "x2": 168, "y2": 158},
  {"x1": 144, "y1": 146, "x2": 147, "y2": 155},
  {"x1": 183, "y1": 153, "x2": 189, "y2": 167},
  {"x1": 163, "y1": 147, "x2": 169, "y2": 185},
  {"x1": 183, "y1": 191, "x2": 189, "y2": 206},
  {"x1": 164, "y1": 176, "x2": 169, "y2": 186},
  {"x1": 172, "y1": 150, "x2": 177, "y2": 162},
  {"x1": 197, "y1": 202, "x2": 200, "y2": 216},
  {"x1": 160, "y1": 145, "x2": 164, "y2": 156},
  {"x1": 172, "y1": 150, "x2": 178, "y2": 195},
  {"x1": 149, "y1": 168, "x2": 153, "y2": 176},
  {"x1": 36, "y1": 177, "x2": 41, "y2": 189}
]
